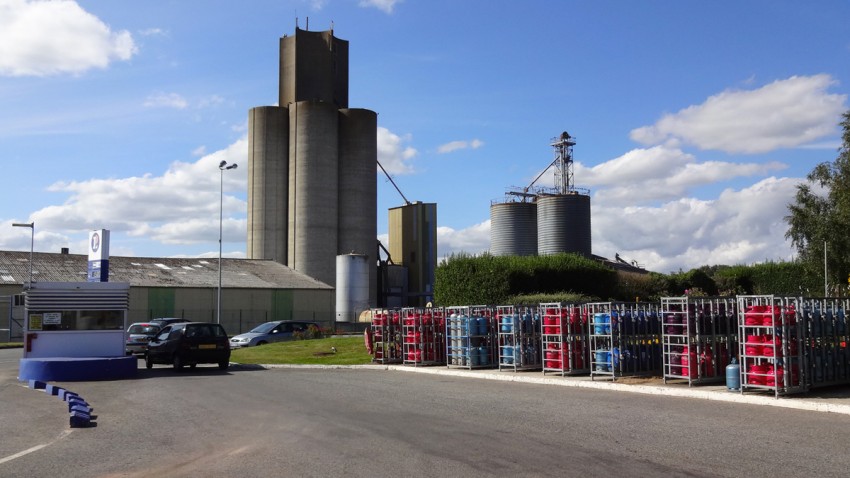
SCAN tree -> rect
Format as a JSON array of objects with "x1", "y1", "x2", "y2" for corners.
[{"x1": 785, "y1": 110, "x2": 850, "y2": 294}]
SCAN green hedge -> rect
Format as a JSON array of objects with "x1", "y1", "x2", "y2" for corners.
[
  {"x1": 434, "y1": 254, "x2": 825, "y2": 306},
  {"x1": 433, "y1": 253, "x2": 617, "y2": 306}
]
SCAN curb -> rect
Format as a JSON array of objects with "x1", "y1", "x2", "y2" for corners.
[
  {"x1": 26, "y1": 380, "x2": 97, "y2": 428},
  {"x1": 240, "y1": 362, "x2": 850, "y2": 416}
]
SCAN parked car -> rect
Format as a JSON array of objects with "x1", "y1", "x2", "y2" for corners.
[
  {"x1": 125, "y1": 322, "x2": 161, "y2": 356},
  {"x1": 145, "y1": 322, "x2": 231, "y2": 371},
  {"x1": 229, "y1": 320, "x2": 320, "y2": 348},
  {"x1": 149, "y1": 317, "x2": 190, "y2": 328}
]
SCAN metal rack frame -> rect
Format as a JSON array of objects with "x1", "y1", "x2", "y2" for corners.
[
  {"x1": 445, "y1": 305, "x2": 496, "y2": 369},
  {"x1": 540, "y1": 302, "x2": 589, "y2": 376},
  {"x1": 800, "y1": 297, "x2": 850, "y2": 389},
  {"x1": 737, "y1": 295, "x2": 807, "y2": 398},
  {"x1": 496, "y1": 305, "x2": 541, "y2": 371},
  {"x1": 401, "y1": 307, "x2": 446, "y2": 366},
  {"x1": 588, "y1": 302, "x2": 661, "y2": 381},
  {"x1": 370, "y1": 308, "x2": 402, "y2": 364},
  {"x1": 661, "y1": 297, "x2": 737, "y2": 386}
]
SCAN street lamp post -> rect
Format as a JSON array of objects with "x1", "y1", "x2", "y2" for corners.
[
  {"x1": 218, "y1": 161, "x2": 237, "y2": 324},
  {"x1": 12, "y1": 222, "x2": 34, "y2": 289}
]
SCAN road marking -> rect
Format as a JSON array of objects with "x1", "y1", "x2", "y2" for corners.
[{"x1": 0, "y1": 430, "x2": 74, "y2": 465}]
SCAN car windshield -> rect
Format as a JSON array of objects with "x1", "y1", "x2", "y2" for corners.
[
  {"x1": 128, "y1": 324, "x2": 159, "y2": 334},
  {"x1": 248, "y1": 322, "x2": 279, "y2": 334}
]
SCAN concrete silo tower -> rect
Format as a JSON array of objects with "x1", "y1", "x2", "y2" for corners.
[{"x1": 248, "y1": 27, "x2": 377, "y2": 311}]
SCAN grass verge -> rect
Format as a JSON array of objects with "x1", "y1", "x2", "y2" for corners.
[{"x1": 230, "y1": 336, "x2": 372, "y2": 365}]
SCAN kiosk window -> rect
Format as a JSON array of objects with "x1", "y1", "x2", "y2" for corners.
[{"x1": 29, "y1": 309, "x2": 124, "y2": 331}]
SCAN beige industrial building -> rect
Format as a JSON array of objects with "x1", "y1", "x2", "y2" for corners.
[
  {"x1": 0, "y1": 250, "x2": 333, "y2": 341},
  {"x1": 388, "y1": 202, "x2": 437, "y2": 306}
]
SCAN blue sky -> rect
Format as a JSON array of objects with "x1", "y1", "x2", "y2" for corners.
[{"x1": 1, "y1": 0, "x2": 849, "y2": 274}]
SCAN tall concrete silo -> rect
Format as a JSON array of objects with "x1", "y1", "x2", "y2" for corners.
[
  {"x1": 247, "y1": 106, "x2": 289, "y2": 263},
  {"x1": 490, "y1": 200, "x2": 538, "y2": 256},
  {"x1": 288, "y1": 100, "x2": 339, "y2": 287},
  {"x1": 279, "y1": 29, "x2": 348, "y2": 108},
  {"x1": 338, "y1": 108, "x2": 378, "y2": 305},
  {"x1": 248, "y1": 27, "x2": 377, "y2": 308},
  {"x1": 536, "y1": 193, "x2": 592, "y2": 256}
]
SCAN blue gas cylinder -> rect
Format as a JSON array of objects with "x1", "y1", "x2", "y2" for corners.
[{"x1": 726, "y1": 357, "x2": 741, "y2": 391}]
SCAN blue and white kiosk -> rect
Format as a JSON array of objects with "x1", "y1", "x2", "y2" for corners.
[{"x1": 18, "y1": 230, "x2": 136, "y2": 381}]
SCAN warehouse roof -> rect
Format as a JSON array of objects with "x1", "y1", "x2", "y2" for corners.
[{"x1": 0, "y1": 250, "x2": 332, "y2": 290}]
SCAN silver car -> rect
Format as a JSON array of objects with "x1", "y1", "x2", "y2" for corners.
[
  {"x1": 126, "y1": 322, "x2": 161, "y2": 356},
  {"x1": 229, "y1": 320, "x2": 319, "y2": 348}
]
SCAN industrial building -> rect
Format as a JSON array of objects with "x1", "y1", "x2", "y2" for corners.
[
  {"x1": 388, "y1": 202, "x2": 437, "y2": 307},
  {"x1": 247, "y1": 27, "x2": 378, "y2": 316},
  {"x1": 0, "y1": 250, "x2": 333, "y2": 341},
  {"x1": 490, "y1": 132, "x2": 592, "y2": 258}
]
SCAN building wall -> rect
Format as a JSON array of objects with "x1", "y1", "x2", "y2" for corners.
[
  {"x1": 388, "y1": 202, "x2": 437, "y2": 306},
  {"x1": 288, "y1": 100, "x2": 339, "y2": 287},
  {"x1": 338, "y1": 108, "x2": 378, "y2": 307},
  {"x1": 247, "y1": 106, "x2": 289, "y2": 263},
  {"x1": 126, "y1": 286, "x2": 334, "y2": 335},
  {"x1": 279, "y1": 28, "x2": 349, "y2": 109}
]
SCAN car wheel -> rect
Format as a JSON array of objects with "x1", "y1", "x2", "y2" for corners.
[
  {"x1": 219, "y1": 360, "x2": 229, "y2": 370},
  {"x1": 173, "y1": 354, "x2": 184, "y2": 371},
  {"x1": 145, "y1": 353, "x2": 153, "y2": 369}
]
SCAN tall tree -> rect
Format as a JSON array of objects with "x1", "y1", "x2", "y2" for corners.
[{"x1": 785, "y1": 110, "x2": 850, "y2": 294}]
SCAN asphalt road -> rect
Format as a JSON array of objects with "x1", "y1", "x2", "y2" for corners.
[{"x1": 2, "y1": 348, "x2": 850, "y2": 477}]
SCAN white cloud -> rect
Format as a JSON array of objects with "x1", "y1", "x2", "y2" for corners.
[
  {"x1": 592, "y1": 176, "x2": 800, "y2": 273},
  {"x1": 437, "y1": 138, "x2": 484, "y2": 154},
  {"x1": 436, "y1": 220, "x2": 490, "y2": 263},
  {"x1": 33, "y1": 137, "x2": 248, "y2": 246},
  {"x1": 630, "y1": 75, "x2": 847, "y2": 154},
  {"x1": 377, "y1": 126, "x2": 417, "y2": 175},
  {"x1": 359, "y1": 0, "x2": 402, "y2": 14},
  {"x1": 138, "y1": 28, "x2": 166, "y2": 37},
  {"x1": 0, "y1": 0, "x2": 137, "y2": 77},
  {"x1": 144, "y1": 92, "x2": 188, "y2": 109},
  {"x1": 573, "y1": 145, "x2": 786, "y2": 206}
]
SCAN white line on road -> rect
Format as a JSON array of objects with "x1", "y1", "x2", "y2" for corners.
[{"x1": 0, "y1": 430, "x2": 74, "y2": 466}]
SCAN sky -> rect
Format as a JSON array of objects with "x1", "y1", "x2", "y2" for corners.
[{"x1": 1, "y1": 0, "x2": 849, "y2": 274}]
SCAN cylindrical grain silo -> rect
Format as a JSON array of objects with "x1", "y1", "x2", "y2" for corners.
[
  {"x1": 247, "y1": 106, "x2": 289, "y2": 263},
  {"x1": 490, "y1": 201, "x2": 538, "y2": 256},
  {"x1": 288, "y1": 100, "x2": 339, "y2": 286},
  {"x1": 338, "y1": 108, "x2": 378, "y2": 308},
  {"x1": 537, "y1": 193, "x2": 592, "y2": 256},
  {"x1": 336, "y1": 254, "x2": 370, "y2": 322}
]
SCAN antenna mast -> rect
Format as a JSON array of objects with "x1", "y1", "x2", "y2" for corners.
[{"x1": 551, "y1": 131, "x2": 576, "y2": 194}]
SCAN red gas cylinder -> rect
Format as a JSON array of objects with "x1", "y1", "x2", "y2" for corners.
[{"x1": 701, "y1": 347, "x2": 715, "y2": 377}]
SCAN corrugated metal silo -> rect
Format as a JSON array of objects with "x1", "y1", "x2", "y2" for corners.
[
  {"x1": 338, "y1": 108, "x2": 377, "y2": 308},
  {"x1": 247, "y1": 106, "x2": 288, "y2": 263},
  {"x1": 335, "y1": 254, "x2": 370, "y2": 322},
  {"x1": 288, "y1": 100, "x2": 339, "y2": 286},
  {"x1": 537, "y1": 193, "x2": 592, "y2": 256},
  {"x1": 490, "y1": 201, "x2": 538, "y2": 256}
]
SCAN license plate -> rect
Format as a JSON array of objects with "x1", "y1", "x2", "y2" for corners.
[{"x1": 198, "y1": 344, "x2": 216, "y2": 349}]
